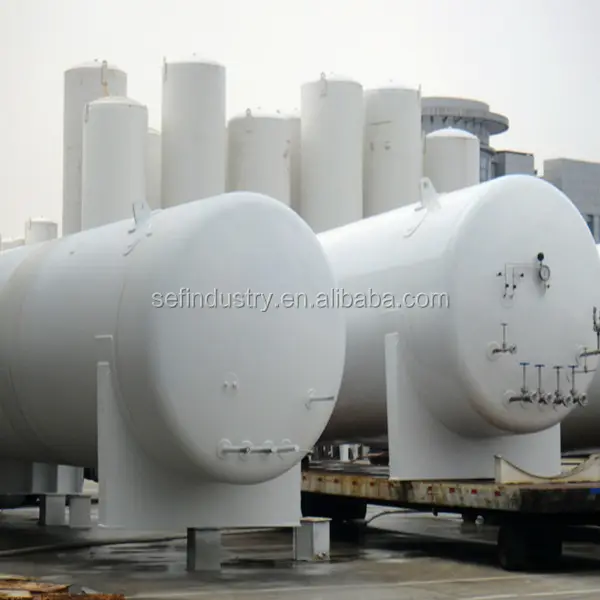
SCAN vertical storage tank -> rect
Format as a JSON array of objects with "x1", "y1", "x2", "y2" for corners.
[
  {"x1": 81, "y1": 97, "x2": 148, "y2": 230},
  {"x1": 25, "y1": 219, "x2": 58, "y2": 245},
  {"x1": 227, "y1": 108, "x2": 292, "y2": 205},
  {"x1": 145, "y1": 128, "x2": 162, "y2": 210},
  {"x1": 363, "y1": 84, "x2": 422, "y2": 217},
  {"x1": 161, "y1": 57, "x2": 226, "y2": 208},
  {"x1": 62, "y1": 60, "x2": 127, "y2": 236},
  {"x1": 423, "y1": 128, "x2": 480, "y2": 193},
  {"x1": 288, "y1": 109, "x2": 301, "y2": 213},
  {"x1": 300, "y1": 73, "x2": 363, "y2": 233}
]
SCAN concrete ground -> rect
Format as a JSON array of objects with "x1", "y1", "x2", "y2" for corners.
[{"x1": 2, "y1": 503, "x2": 600, "y2": 599}]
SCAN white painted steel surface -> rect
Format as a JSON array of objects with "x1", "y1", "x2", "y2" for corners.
[
  {"x1": 24, "y1": 219, "x2": 58, "y2": 245},
  {"x1": 81, "y1": 97, "x2": 148, "y2": 229},
  {"x1": 62, "y1": 61, "x2": 127, "y2": 236},
  {"x1": 145, "y1": 128, "x2": 162, "y2": 210},
  {"x1": 363, "y1": 84, "x2": 422, "y2": 217},
  {"x1": 0, "y1": 192, "x2": 345, "y2": 484},
  {"x1": 424, "y1": 128, "x2": 480, "y2": 193},
  {"x1": 300, "y1": 73, "x2": 363, "y2": 232},
  {"x1": 318, "y1": 175, "x2": 600, "y2": 443},
  {"x1": 562, "y1": 244, "x2": 600, "y2": 450},
  {"x1": 227, "y1": 109, "x2": 291, "y2": 204},
  {"x1": 161, "y1": 57, "x2": 226, "y2": 207},
  {"x1": 288, "y1": 110, "x2": 301, "y2": 213}
]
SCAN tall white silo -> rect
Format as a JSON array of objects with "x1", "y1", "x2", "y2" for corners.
[
  {"x1": 25, "y1": 219, "x2": 58, "y2": 245},
  {"x1": 227, "y1": 108, "x2": 292, "y2": 205},
  {"x1": 288, "y1": 109, "x2": 301, "y2": 214},
  {"x1": 62, "y1": 60, "x2": 127, "y2": 236},
  {"x1": 161, "y1": 57, "x2": 226, "y2": 208},
  {"x1": 300, "y1": 73, "x2": 363, "y2": 233},
  {"x1": 423, "y1": 128, "x2": 480, "y2": 193},
  {"x1": 363, "y1": 84, "x2": 422, "y2": 217},
  {"x1": 81, "y1": 97, "x2": 148, "y2": 230},
  {"x1": 146, "y1": 128, "x2": 162, "y2": 210}
]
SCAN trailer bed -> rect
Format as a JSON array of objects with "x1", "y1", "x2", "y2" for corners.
[
  {"x1": 302, "y1": 460, "x2": 600, "y2": 515},
  {"x1": 301, "y1": 459, "x2": 600, "y2": 571}
]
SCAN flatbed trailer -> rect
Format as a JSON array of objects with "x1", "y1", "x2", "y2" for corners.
[{"x1": 300, "y1": 456, "x2": 600, "y2": 571}]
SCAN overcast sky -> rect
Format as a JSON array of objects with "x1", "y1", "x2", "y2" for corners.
[{"x1": 0, "y1": 0, "x2": 598, "y2": 239}]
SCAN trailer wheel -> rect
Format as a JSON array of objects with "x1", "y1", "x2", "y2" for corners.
[
  {"x1": 497, "y1": 523, "x2": 562, "y2": 571},
  {"x1": 301, "y1": 492, "x2": 367, "y2": 522}
]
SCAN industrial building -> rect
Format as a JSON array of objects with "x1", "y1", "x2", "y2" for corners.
[
  {"x1": 421, "y1": 97, "x2": 536, "y2": 180},
  {"x1": 421, "y1": 97, "x2": 508, "y2": 181},
  {"x1": 421, "y1": 97, "x2": 600, "y2": 239},
  {"x1": 494, "y1": 149, "x2": 536, "y2": 177},
  {"x1": 543, "y1": 158, "x2": 600, "y2": 242}
]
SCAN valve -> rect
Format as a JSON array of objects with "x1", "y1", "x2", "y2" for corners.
[
  {"x1": 553, "y1": 366, "x2": 569, "y2": 407},
  {"x1": 491, "y1": 323, "x2": 517, "y2": 355}
]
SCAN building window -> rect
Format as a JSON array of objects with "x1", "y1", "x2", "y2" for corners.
[
  {"x1": 584, "y1": 214, "x2": 594, "y2": 238},
  {"x1": 480, "y1": 153, "x2": 490, "y2": 182}
]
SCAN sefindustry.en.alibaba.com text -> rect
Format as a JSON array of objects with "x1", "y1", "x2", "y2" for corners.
[{"x1": 151, "y1": 288, "x2": 450, "y2": 312}]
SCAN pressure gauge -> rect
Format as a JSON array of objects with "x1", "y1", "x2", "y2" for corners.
[{"x1": 539, "y1": 264, "x2": 551, "y2": 282}]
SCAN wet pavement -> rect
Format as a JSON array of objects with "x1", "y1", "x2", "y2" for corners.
[{"x1": 1, "y1": 504, "x2": 600, "y2": 598}]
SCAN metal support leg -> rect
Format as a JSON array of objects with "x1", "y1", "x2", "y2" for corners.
[
  {"x1": 39, "y1": 494, "x2": 66, "y2": 526},
  {"x1": 69, "y1": 495, "x2": 92, "y2": 528},
  {"x1": 293, "y1": 517, "x2": 331, "y2": 561},
  {"x1": 186, "y1": 528, "x2": 222, "y2": 572}
]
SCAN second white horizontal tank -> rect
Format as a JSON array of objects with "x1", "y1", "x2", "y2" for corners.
[{"x1": 318, "y1": 175, "x2": 600, "y2": 443}]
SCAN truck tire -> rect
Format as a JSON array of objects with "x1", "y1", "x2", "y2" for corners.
[{"x1": 498, "y1": 522, "x2": 562, "y2": 571}]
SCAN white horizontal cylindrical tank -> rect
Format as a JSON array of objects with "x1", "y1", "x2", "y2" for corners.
[
  {"x1": 288, "y1": 109, "x2": 301, "y2": 213},
  {"x1": 1, "y1": 238, "x2": 25, "y2": 251},
  {"x1": 318, "y1": 175, "x2": 600, "y2": 443},
  {"x1": 0, "y1": 192, "x2": 345, "y2": 485},
  {"x1": 161, "y1": 57, "x2": 226, "y2": 208},
  {"x1": 81, "y1": 96, "x2": 148, "y2": 230},
  {"x1": 363, "y1": 84, "x2": 422, "y2": 217},
  {"x1": 423, "y1": 128, "x2": 480, "y2": 193},
  {"x1": 145, "y1": 128, "x2": 162, "y2": 210},
  {"x1": 62, "y1": 60, "x2": 127, "y2": 236},
  {"x1": 227, "y1": 109, "x2": 292, "y2": 205},
  {"x1": 24, "y1": 219, "x2": 58, "y2": 245},
  {"x1": 562, "y1": 244, "x2": 600, "y2": 450},
  {"x1": 300, "y1": 73, "x2": 363, "y2": 232}
]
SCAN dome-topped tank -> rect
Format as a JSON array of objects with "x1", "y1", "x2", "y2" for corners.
[
  {"x1": 319, "y1": 175, "x2": 600, "y2": 443},
  {"x1": 423, "y1": 128, "x2": 480, "y2": 193},
  {"x1": 0, "y1": 192, "x2": 346, "y2": 485}
]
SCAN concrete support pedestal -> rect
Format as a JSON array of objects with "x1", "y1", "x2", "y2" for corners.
[
  {"x1": 186, "y1": 528, "x2": 222, "y2": 572},
  {"x1": 293, "y1": 517, "x2": 331, "y2": 561},
  {"x1": 39, "y1": 494, "x2": 66, "y2": 526},
  {"x1": 69, "y1": 495, "x2": 93, "y2": 528}
]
